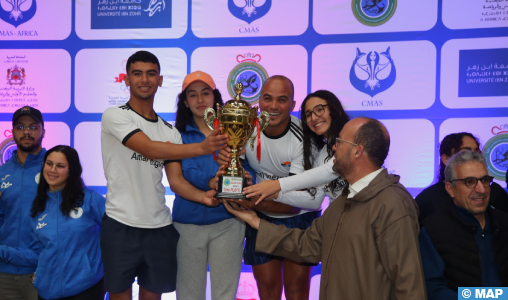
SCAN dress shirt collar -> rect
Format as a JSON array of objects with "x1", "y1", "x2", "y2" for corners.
[{"x1": 347, "y1": 168, "x2": 384, "y2": 199}]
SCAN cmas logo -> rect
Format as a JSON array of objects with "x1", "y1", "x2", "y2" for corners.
[
  {"x1": 352, "y1": 0, "x2": 396, "y2": 26},
  {"x1": 0, "y1": 130, "x2": 16, "y2": 166},
  {"x1": 7, "y1": 65, "x2": 26, "y2": 86},
  {"x1": 227, "y1": 53, "x2": 268, "y2": 104},
  {"x1": 0, "y1": 0, "x2": 37, "y2": 28},
  {"x1": 483, "y1": 125, "x2": 508, "y2": 181},
  {"x1": 228, "y1": 0, "x2": 271, "y2": 24},
  {"x1": 350, "y1": 47, "x2": 396, "y2": 97}
]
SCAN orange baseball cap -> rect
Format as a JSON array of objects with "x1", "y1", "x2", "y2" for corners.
[{"x1": 182, "y1": 71, "x2": 216, "y2": 91}]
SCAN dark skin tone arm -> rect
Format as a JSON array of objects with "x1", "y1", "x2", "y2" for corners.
[{"x1": 125, "y1": 128, "x2": 228, "y2": 160}]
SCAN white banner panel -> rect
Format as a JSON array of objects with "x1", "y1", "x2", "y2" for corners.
[
  {"x1": 443, "y1": 0, "x2": 508, "y2": 29},
  {"x1": 75, "y1": 48, "x2": 187, "y2": 114},
  {"x1": 382, "y1": 119, "x2": 435, "y2": 188},
  {"x1": 0, "y1": 121, "x2": 70, "y2": 166},
  {"x1": 0, "y1": 0, "x2": 71, "y2": 40},
  {"x1": 441, "y1": 37, "x2": 508, "y2": 109},
  {"x1": 192, "y1": 0, "x2": 308, "y2": 38},
  {"x1": 74, "y1": 122, "x2": 170, "y2": 187},
  {"x1": 313, "y1": 0, "x2": 437, "y2": 35},
  {"x1": 75, "y1": 0, "x2": 187, "y2": 40},
  {"x1": 312, "y1": 41, "x2": 436, "y2": 110},
  {"x1": 440, "y1": 117, "x2": 508, "y2": 184},
  {"x1": 191, "y1": 45, "x2": 308, "y2": 109},
  {"x1": 0, "y1": 49, "x2": 71, "y2": 113}
]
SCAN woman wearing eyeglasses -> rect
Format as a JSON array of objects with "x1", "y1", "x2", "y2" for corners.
[
  {"x1": 243, "y1": 90, "x2": 350, "y2": 207},
  {"x1": 0, "y1": 145, "x2": 106, "y2": 300}
]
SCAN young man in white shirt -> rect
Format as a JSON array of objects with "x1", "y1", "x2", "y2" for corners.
[{"x1": 101, "y1": 51, "x2": 228, "y2": 300}]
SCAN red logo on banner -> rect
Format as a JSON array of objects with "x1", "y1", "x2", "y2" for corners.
[
  {"x1": 237, "y1": 52, "x2": 261, "y2": 63},
  {"x1": 492, "y1": 124, "x2": 508, "y2": 136},
  {"x1": 115, "y1": 73, "x2": 127, "y2": 83}
]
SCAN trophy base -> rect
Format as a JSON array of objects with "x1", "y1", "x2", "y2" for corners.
[{"x1": 216, "y1": 176, "x2": 249, "y2": 200}]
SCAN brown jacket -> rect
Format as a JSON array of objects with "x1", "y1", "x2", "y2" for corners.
[{"x1": 256, "y1": 169, "x2": 427, "y2": 300}]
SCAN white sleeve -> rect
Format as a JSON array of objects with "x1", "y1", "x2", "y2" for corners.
[
  {"x1": 101, "y1": 108, "x2": 140, "y2": 145},
  {"x1": 275, "y1": 186, "x2": 326, "y2": 211},
  {"x1": 279, "y1": 158, "x2": 340, "y2": 193}
]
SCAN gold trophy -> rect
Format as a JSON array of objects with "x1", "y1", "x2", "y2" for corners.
[{"x1": 205, "y1": 82, "x2": 269, "y2": 199}]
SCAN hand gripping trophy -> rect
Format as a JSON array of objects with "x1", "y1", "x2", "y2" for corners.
[{"x1": 204, "y1": 82, "x2": 269, "y2": 199}]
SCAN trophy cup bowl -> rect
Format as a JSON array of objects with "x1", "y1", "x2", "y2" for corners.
[{"x1": 204, "y1": 82, "x2": 269, "y2": 199}]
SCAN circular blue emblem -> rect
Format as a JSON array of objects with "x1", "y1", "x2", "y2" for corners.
[
  {"x1": 0, "y1": 137, "x2": 16, "y2": 166},
  {"x1": 224, "y1": 179, "x2": 231, "y2": 186},
  {"x1": 483, "y1": 134, "x2": 508, "y2": 180}
]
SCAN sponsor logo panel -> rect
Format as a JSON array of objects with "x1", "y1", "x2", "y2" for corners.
[
  {"x1": 91, "y1": 0, "x2": 172, "y2": 29},
  {"x1": 440, "y1": 117, "x2": 508, "y2": 185},
  {"x1": 443, "y1": 0, "x2": 508, "y2": 30},
  {"x1": 313, "y1": 0, "x2": 436, "y2": 34},
  {"x1": 74, "y1": 48, "x2": 186, "y2": 113},
  {"x1": 76, "y1": 0, "x2": 186, "y2": 40},
  {"x1": 192, "y1": 0, "x2": 308, "y2": 38},
  {"x1": 381, "y1": 119, "x2": 435, "y2": 188},
  {"x1": 458, "y1": 48, "x2": 508, "y2": 98},
  {"x1": 0, "y1": 0, "x2": 71, "y2": 40},
  {"x1": 441, "y1": 37, "x2": 508, "y2": 109},
  {"x1": 312, "y1": 41, "x2": 435, "y2": 110},
  {"x1": 0, "y1": 49, "x2": 71, "y2": 113},
  {"x1": 191, "y1": 45, "x2": 307, "y2": 109}
]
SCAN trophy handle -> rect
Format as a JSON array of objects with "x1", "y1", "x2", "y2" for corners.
[
  {"x1": 204, "y1": 108, "x2": 217, "y2": 131},
  {"x1": 258, "y1": 111, "x2": 270, "y2": 132}
]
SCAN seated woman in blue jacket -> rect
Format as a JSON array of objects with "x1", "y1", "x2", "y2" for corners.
[
  {"x1": 0, "y1": 145, "x2": 106, "y2": 300},
  {"x1": 171, "y1": 71, "x2": 253, "y2": 300}
]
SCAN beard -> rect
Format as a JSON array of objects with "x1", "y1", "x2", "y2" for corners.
[
  {"x1": 16, "y1": 135, "x2": 43, "y2": 153},
  {"x1": 332, "y1": 146, "x2": 353, "y2": 177}
]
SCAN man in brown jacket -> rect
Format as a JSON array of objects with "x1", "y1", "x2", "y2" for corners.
[{"x1": 224, "y1": 117, "x2": 427, "y2": 300}]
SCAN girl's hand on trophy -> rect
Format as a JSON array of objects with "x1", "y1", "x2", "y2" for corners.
[
  {"x1": 244, "y1": 171, "x2": 253, "y2": 186},
  {"x1": 201, "y1": 128, "x2": 229, "y2": 155},
  {"x1": 202, "y1": 190, "x2": 221, "y2": 207},
  {"x1": 243, "y1": 180, "x2": 282, "y2": 205},
  {"x1": 213, "y1": 165, "x2": 227, "y2": 190},
  {"x1": 217, "y1": 147, "x2": 232, "y2": 166},
  {"x1": 222, "y1": 199, "x2": 260, "y2": 229}
]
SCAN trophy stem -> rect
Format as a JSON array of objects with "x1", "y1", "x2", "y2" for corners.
[{"x1": 226, "y1": 147, "x2": 245, "y2": 178}]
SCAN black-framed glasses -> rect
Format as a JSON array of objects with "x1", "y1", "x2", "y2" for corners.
[
  {"x1": 451, "y1": 175, "x2": 493, "y2": 189},
  {"x1": 335, "y1": 137, "x2": 358, "y2": 147},
  {"x1": 13, "y1": 125, "x2": 41, "y2": 132},
  {"x1": 304, "y1": 104, "x2": 328, "y2": 122}
]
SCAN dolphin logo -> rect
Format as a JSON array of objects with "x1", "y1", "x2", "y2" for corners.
[
  {"x1": 0, "y1": 0, "x2": 37, "y2": 28},
  {"x1": 349, "y1": 47, "x2": 396, "y2": 97},
  {"x1": 228, "y1": 0, "x2": 272, "y2": 24}
]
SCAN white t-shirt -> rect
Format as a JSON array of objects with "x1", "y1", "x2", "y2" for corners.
[
  {"x1": 245, "y1": 115, "x2": 307, "y2": 218},
  {"x1": 101, "y1": 103, "x2": 182, "y2": 228},
  {"x1": 276, "y1": 144, "x2": 346, "y2": 210}
]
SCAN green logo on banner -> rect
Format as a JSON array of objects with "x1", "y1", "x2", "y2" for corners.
[
  {"x1": 483, "y1": 133, "x2": 508, "y2": 181},
  {"x1": 352, "y1": 0, "x2": 397, "y2": 27}
]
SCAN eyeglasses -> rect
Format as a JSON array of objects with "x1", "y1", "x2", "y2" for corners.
[
  {"x1": 304, "y1": 104, "x2": 328, "y2": 122},
  {"x1": 451, "y1": 175, "x2": 493, "y2": 189},
  {"x1": 13, "y1": 125, "x2": 40, "y2": 132},
  {"x1": 335, "y1": 137, "x2": 358, "y2": 147},
  {"x1": 45, "y1": 161, "x2": 69, "y2": 171}
]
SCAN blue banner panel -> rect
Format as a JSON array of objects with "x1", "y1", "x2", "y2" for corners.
[
  {"x1": 458, "y1": 287, "x2": 508, "y2": 299},
  {"x1": 91, "y1": 0, "x2": 172, "y2": 29},
  {"x1": 458, "y1": 48, "x2": 508, "y2": 98}
]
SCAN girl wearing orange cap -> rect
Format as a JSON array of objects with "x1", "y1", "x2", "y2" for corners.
[{"x1": 171, "y1": 71, "x2": 247, "y2": 300}]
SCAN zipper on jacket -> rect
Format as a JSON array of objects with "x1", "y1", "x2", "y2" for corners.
[
  {"x1": 56, "y1": 196, "x2": 64, "y2": 297},
  {"x1": 17, "y1": 166, "x2": 25, "y2": 275},
  {"x1": 473, "y1": 226, "x2": 484, "y2": 286}
]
